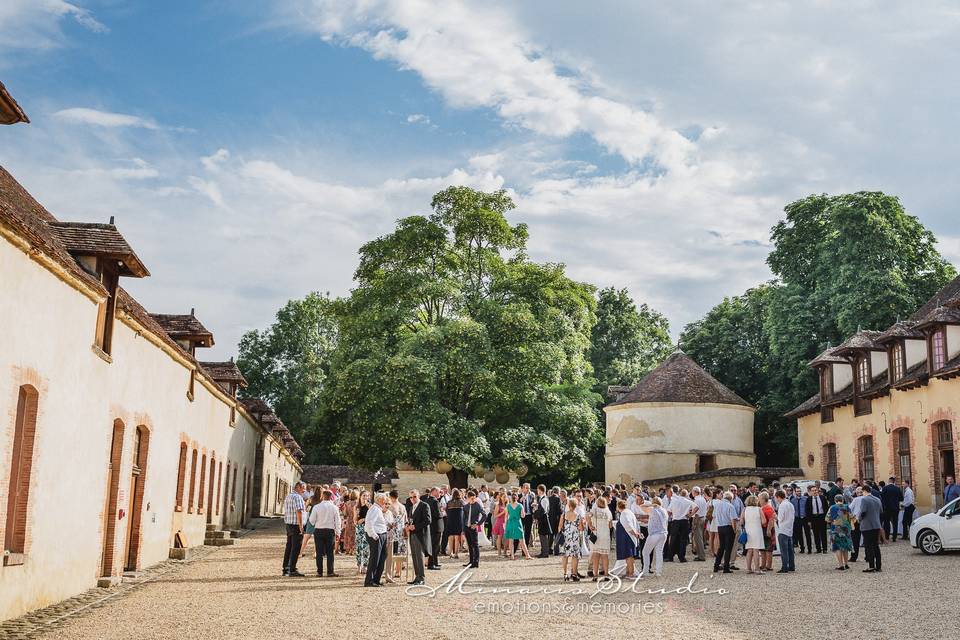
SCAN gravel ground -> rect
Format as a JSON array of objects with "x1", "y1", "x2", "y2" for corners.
[{"x1": 38, "y1": 519, "x2": 957, "y2": 640}]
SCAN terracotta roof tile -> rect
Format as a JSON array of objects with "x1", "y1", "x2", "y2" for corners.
[
  {"x1": 149, "y1": 313, "x2": 214, "y2": 346},
  {"x1": 0, "y1": 81, "x2": 28, "y2": 125},
  {"x1": 832, "y1": 330, "x2": 884, "y2": 355},
  {"x1": 875, "y1": 321, "x2": 924, "y2": 344},
  {"x1": 808, "y1": 347, "x2": 847, "y2": 366},
  {"x1": 910, "y1": 275, "x2": 960, "y2": 322},
  {"x1": 199, "y1": 361, "x2": 247, "y2": 387},
  {"x1": 913, "y1": 305, "x2": 960, "y2": 330},
  {"x1": 48, "y1": 221, "x2": 149, "y2": 277},
  {"x1": 609, "y1": 352, "x2": 753, "y2": 408}
]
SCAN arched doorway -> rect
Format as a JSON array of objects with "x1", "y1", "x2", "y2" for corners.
[
  {"x1": 101, "y1": 419, "x2": 125, "y2": 578},
  {"x1": 933, "y1": 420, "x2": 955, "y2": 507},
  {"x1": 124, "y1": 425, "x2": 149, "y2": 571}
]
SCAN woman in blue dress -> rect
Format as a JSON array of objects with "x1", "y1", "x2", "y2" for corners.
[{"x1": 828, "y1": 494, "x2": 853, "y2": 570}]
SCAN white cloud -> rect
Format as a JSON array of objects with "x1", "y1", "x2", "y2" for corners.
[
  {"x1": 277, "y1": 0, "x2": 694, "y2": 170},
  {"x1": 187, "y1": 176, "x2": 226, "y2": 208},
  {"x1": 0, "y1": 1, "x2": 106, "y2": 54},
  {"x1": 53, "y1": 107, "x2": 160, "y2": 129},
  {"x1": 71, "y1": 158, "x2": 159, "y2": 180},
  {"x1": 405, "y1": 113, "x2": 431, "y2": 125}
]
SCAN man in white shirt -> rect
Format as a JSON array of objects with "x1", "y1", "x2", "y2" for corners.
[
  {"x1": 691, "y1": 487, "x2": 708, "y2": 562},
  {"x1": 774, "y1": 490, "x2": 796, "y2": 573},
  {"x1": 666, "y1": 486, "x2": 693, "y2": 562},
  {"x1": 901, "y1": 481, "x2": 916, "y2": 539},
  {"x1": 309, "y1": 489, "x2": 342, "y2": 577},
  {"x1": 363, "y1": 494, "x2": 389, "y2": 587}
]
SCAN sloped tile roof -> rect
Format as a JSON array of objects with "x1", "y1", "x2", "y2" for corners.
[
  {"x1": 0, "y1": 81, "x2": 28, "y2": 124},
  {"x1": 832, "y1": 330, "x2": 885, "y2": 355},
  {"x1": 149, "y1": 313, "x2": 214, "y2": 346},
  {"x1": 876, "y1": 320, "x2": 924, "y2": 344},
  {"x1": 199, "y1": 361, "x2": 247, "y2": 387},
  {"x1": 808, "y1": 347, "x2": 847, "y2": 366},
  {"x1": 48, "y1": 221, "x2": 149, "y2": 277},
  {"x1": 608, "y1": 352, "x2": 753, "y2": 408},
  {"x1": 910, "y1": 275, "x2": 960, "y2": 322},
  {"x1": 913, "y1": 305, "x2": 960, "y2": 330},
  {"x1": 785, "y1": 393, "x2": 821, "y2": 418}
]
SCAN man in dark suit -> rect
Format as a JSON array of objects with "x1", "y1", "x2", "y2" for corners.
[
  {"x1": 534, "y1": 485, "x2": 552, "y2": 558},
  {"x1": 880, "y1": 477, "x2": 903, "y2": 541},
  {"x1": 805, "y1": 486, "x2": 829, "y2": 553},
  {"x1": 519, "y1": 483, "x2": 535, "y2": 549},
  {"x1": 461, "y1": 490, "x2": 486, "y2": 568},
  {"x1": 548, "y1": 488, "x2": 562, "y2": 555},
  {"x1": 424, "y1": 488, "x2": 442, "y2": 570},
  {"x1": 405, "y1": 489, "x2": 431, "y2": 585}
]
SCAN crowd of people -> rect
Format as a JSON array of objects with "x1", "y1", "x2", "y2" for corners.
[{"x1": 278, "y1": 474, "x2": 946, "y2": 586}]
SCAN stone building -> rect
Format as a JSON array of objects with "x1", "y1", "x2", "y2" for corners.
[
  {"x1": 0, "y1": 91, "x2": 301, "y2": 621},
  {"x1": 604, "y1": 352, "x2": 762, "y2": 485},
  {"x1": 788, "y1": 276, "x2": 960, "y2": 511}
]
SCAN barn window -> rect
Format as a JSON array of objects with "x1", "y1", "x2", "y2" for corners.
[
  {"x1": 894, "y1": 428, "x2": 912, "y2": 484},
  {"x1": 823, "y1": 443, "x2": 838, "y2": 481},
  {"x1": 93, "y1": 261, "x2": 120, "y2": 356},
  {"x1": 891, "y1": 342, "x2": 905, "y2": 382},
  {"x1": 858, "y1": 436, "x2": 875, "y2": 481},
  {"x1": 932, "y1": 327, "x2": 947, "y2": 371},
  {"x1": 187, "y1": 448, "x2": 198, "y2": 513},
  {"x1": 175, "y1": 443, "x2": 187, "y2": 512},
  {"x1": 4, "y1": 385, "x2": 39, "y2": 566}
]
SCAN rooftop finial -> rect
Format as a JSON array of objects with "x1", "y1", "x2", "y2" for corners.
[
  {"x1": 190, "y1": 307, "x2": 195, "y2": 316},
  {"x1": 108, "y1": 215, "x2": 115, "y2": 225}
]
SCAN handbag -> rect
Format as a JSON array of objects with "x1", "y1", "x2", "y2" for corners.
[
  {"x1": 304, "y1": 521, "x2": 316, "y2": 535},
  {"x1": 738, "y1": 529, "x2": 748, "y2": 545}
]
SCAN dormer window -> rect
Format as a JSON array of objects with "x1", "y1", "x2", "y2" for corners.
[
  {"x1": 149, "y1": 309, "x2": 214, "y2": 357},
  {"x1": 856, "y1": 356, "x2": 870, "y2": 391},
  {"x1": 48, "y1": 220, "x2": 149, "y2": 359},
  {"x1": 854, "y1": 356, "x2": 872, "y2": 416},
  {"x1": 820, "y1": 365, "x2": 834, "y2": 398},
  {"x1": 890, "y1": 341, "x2": 905, "y2": 382},
  {"x1": 93, "y1": 259, "x2": 120, "y2": 355},
  {"x1": 931, "y1": 327, "x2": 947, "y2": 370}
]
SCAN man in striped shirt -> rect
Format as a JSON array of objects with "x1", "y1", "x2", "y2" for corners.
[{"x1": 283, "y1": 482, "x2": 307, "y2": 577}]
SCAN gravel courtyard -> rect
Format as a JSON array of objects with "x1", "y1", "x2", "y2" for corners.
[{"x1": 35, "y1": 518, "x2": 957, "y2": 640}]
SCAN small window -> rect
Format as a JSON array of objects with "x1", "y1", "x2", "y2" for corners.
[
  {"x1": 93, "y1": 261, "x2": 120, "y2": 355},
  {"x1": 856, "y1": 356, "x2": 870, "y2": 392},
  {"x1": 187, "y1": 370, "x2": 195, "y2": 402},
  {"x1": 891, "y1": 342, "x2": 905, "y2": 382},
  {"x1": 895, "y1": 428, "x2": 912, "y2": 484},
  {"x1": 821, "y1": 405, "x2": 834, "y2": 423},
  {"x1": 175, "y1": 443, "x2": 187, "y2": 512},
  {"x1": 823, "y1": 443, "x2": 838, "y2": 481},
  {"x1": 820, "y1": 365, "x2": 833, "y2": 398},
  {"x1": 4, "y1": 385, "x2": 39, "y2": 566},
  {"x1": 858, "y1": 436, "x2": 875, "y2": 481},
  {"x1": 229, "y1": 404, "x2": 236, "y2": 427},
  {"x1": 932, "y1": 327, "x2": 947, "y2": 370}
]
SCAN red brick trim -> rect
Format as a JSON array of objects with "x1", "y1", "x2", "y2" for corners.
[
  {"x1": 3, "y1": 384, "x2": 40, "y2": 566},
  {"x1": 100, "y1": 420, "x2": 125, "y2": 578}
]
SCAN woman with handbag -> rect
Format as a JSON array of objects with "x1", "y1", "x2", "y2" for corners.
[
  {"x1": 588, "y1": 496, "x2": 613, "y2": 581},
  {"x1": 741, "y1": 495, "x2": 766, "y2": 574}
]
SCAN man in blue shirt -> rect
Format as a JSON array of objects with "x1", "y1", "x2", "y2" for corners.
[
  {"x1": 712, "y1": 492, "x2": 740, "y2": 574},
  {"x1": 945, "y1": 476, "x2": 960, "y2": 506}
]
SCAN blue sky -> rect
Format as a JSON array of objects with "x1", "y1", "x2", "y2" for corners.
[{"x1": 2, "y1": 1, "x2": 959, "y2": 359}]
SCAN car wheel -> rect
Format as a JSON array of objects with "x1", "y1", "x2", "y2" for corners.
[{"x1": 917, "y1": 530, "x2": 942, "y2": 555}]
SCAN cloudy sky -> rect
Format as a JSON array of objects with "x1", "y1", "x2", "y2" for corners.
[{"x1": 2, "y1": 1, "x2": 959, "y2": 359}]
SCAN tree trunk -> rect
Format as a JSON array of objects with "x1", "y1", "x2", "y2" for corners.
[{"x1": 446, "y1": 468, "x2": 469, "y2": 489}]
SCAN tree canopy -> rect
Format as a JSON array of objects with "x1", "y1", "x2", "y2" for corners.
[
  {"x1": 321, "y1": 186, "x2": 602, "y2": 485},
  {"x1": 236, "y1": 292, "x2": 338, "y2": 460},
  {"x1": 683, "y1": 191, "x2": 955, "y2": 464},
  {"x1": 590, "y1": 287, "x2": 673, "y2": 393}
]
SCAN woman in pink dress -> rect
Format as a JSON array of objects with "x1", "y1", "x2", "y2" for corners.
[
  {"x1": 492, "y1": 493, "x2": 507, "y2": 557},
  {"x1": 340, "y1": 491, "x2": 357, "y2": 555}
]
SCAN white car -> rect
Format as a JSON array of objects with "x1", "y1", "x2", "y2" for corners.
[{"x1": 910, "y1": 498, "x2": 960, "y2": 554}]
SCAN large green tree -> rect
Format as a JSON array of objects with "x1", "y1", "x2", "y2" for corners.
[
  {"x1": 590, "y1": 287, "x2": 672, "y2": 393},
  {"x1": 236, "y1": 292, "x2": 338, "y2": 459},
  {"x1": 321, "y1": 187, "x2": 602, "y2": 486},
  {"x1": 683, "y1": 192, "x2": 955, "y2": 466}
]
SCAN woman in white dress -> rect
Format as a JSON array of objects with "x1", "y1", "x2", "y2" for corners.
[
  {"x1": 741, "y1": 495, "x2": 766, "y2": 574},
  {"x1": 588, "y1": 496, "x2": 613, "y2": 580},
  {"x1": 707, "y1": 488, "x2": 721, "y2": 557}
]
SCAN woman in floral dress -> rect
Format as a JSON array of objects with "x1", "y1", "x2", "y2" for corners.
[
  {"x1": 354, "y1": 490, "x2": 370, "y2": 575},
  {"x1": 341, "y1": 492, "x2": 356, "y2": 555},
  {"x1": 828, "y1": 494, "x2": 853, "y2": 570},
  {"x1": 561, "y1": 498, "x2": 584, "y2": 581}
]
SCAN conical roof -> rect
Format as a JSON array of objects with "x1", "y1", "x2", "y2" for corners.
[{"x1": 607, "y1": 352, "x2": 753, "y2": 408}]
